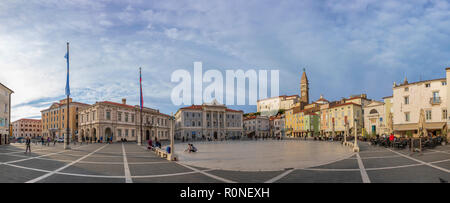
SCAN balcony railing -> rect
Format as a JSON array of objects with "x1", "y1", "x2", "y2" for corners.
[{"x1": 430, "y1": 97, "x2": 441, "y2": 105}]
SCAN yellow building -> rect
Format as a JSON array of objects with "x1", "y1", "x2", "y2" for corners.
[
  {"x1": 320, "y1": 102, "x2": 363, "y2": 137},
  {"x1": 285, "y1": 105, "x2": 320, "y2": 138},
  {"x1": 285, "y1": 108, "x2": 294, "y2": 137},
  {"x1": 41, "y1": 98, "x2": 90, "y2": 140}
]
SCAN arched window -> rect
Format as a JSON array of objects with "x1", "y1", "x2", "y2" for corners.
[{"x1": 370, "y1": 109, "x2": 378, "y2": 114}]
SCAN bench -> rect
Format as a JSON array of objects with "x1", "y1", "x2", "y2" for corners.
[
  {"x1": 155, "y1": 148, "x2": 168, "y2": 158},
  {"x1": 154, "y1": 147, "x2": 178, "y2": 161}
]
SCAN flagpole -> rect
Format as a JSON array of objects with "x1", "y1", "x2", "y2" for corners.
[
  {"x1": 139, "y1": 67, "x2": 143, "y2": 146},
  {"x1": 65, "y1": 42, "x2": 71, "y2": 150}
]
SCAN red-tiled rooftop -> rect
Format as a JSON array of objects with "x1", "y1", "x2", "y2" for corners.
[
  {"x1": 15, "y1": 118, "x2": 41, "y2": 122},
  {"x1": 329, "y1": 102, "x2": 361, "y2": 108},
  {"x1": 100, "y1": 101, "x2": 135, "y2": 108},
  {"x1": 180, "y1": 105, "x2": 243, "y2": 113}
]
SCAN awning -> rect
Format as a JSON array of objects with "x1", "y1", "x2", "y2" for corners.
[
  {"x1": 394, "y1": 122, "x2": 446, "y2": 131},
  {"x1": 424, "y1": 122, "x2": 446, "y2": 130},
  {"x1": 394, "y1": 124, "x2": 417, "y2": 131}
]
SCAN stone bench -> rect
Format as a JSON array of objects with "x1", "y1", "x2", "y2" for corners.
[
  {"x1": 155, "y1": 148, "x2": 168, "y2": 158},
  {"x1": 343, "y1": 141, "x2": 360, "y2": 152},
  {"x1": 154, "y1": 147, "x2": 178, "y2": 161}
]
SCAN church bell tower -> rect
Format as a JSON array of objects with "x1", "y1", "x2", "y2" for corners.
[{"x1": 300, "y1": 68, "x2": 309, "y2": 104}]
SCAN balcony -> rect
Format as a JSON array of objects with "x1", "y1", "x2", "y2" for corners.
[{"x1": 430, "y1": 97, "x2": 441, "y2": 105}]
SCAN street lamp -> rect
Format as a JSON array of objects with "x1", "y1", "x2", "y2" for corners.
[
  {"x1": 167, "y1": 112, "x2": 176, "y2": 161},
  {"x1": 344, "y1": 121, "x2": 348, "y2": 145},
  {"x1": 353, "y1": 119, "x2": 360, "y2": 152}
]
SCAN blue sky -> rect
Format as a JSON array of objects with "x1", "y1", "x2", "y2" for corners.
[{"x1": 1, "y1": 0, "x2": 449, "y2": 121}]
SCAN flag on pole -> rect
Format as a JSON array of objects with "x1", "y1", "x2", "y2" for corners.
[
  {"x1": 64, "y1": 43, "x2": 70, "y2": 96},
  {"x1": 139, "y1": 68, "x2": 143, "y2": 110}
]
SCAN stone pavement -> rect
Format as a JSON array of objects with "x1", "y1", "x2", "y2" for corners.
[{"x1": 0, "y1": 141, "x2": 449, "y2": 183}]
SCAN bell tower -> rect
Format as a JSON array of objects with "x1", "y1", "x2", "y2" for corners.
[{"x1": 300, "y1": 68, "x2": 309, "y2": 104}]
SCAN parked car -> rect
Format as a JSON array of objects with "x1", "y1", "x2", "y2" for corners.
[{"x1": 58, "y1": 138, "x2": 64, "y2": 143}]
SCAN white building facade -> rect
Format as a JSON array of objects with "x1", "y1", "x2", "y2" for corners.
[
  {"x1": 393, "y1": 76, "x2": 447, "y2": 137},
  {"x1": 257, "y1": 95, "x2": 299, "y2": 115},
  {"x1": 244, "y1": 115, "x2": 270, "y2": 138},
  {"x1": 175, "y1": 100, "x2": 244, "y2": 141},
  {"x1": 0, "y1": 83, "x2": 13, "y2": 145},
  {"x1": 363, "y1": 101, "x2": 388, "y2": 136}
]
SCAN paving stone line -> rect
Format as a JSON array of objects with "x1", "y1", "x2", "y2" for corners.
[
  {"x1": 387, "y1": 148, "x2": 450, "y2": 173},
  {"x1": 122, "y1": 143, "x2": 133, "y2": 183},
  {"x1": 265, "y1": 169, "x2": 295, "y2": 183},
  {"x1": 176, "y1": 163, "x2": 236, "y2": 183},
  {"x1": 356, "y1": 153, "x2": 371, "y2": 183},
  {"x1": 26, "y1": 144, "x2": 108, "y2": 183},
  {"x1": 1, "y1": 145, "x2": 86, "y2": 165}
]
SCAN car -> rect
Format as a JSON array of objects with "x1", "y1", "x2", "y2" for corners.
[{"x1": 58, "y1": 138, "x2": 64, "y2": 143}]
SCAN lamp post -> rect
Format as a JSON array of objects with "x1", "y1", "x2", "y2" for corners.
[
  {"x1": 353, "y1": 119, "x2": 360, "y2": 152},
  {"x1": 168, "y1": 112, "x2": 176, "y2": 161},
  {"x1": 344, "y1": 122, "x2": 348, "y2": 145}
]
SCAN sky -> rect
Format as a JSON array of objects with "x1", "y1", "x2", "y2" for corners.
[{"x1": 1, "y1": 0, "x2": 449, "y2": 121}]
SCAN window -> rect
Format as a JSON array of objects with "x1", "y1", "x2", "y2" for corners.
[
  {"x1": 118, "y1": 129, "x2": 122, "y2": 137},
  {"x1": 405, "y1": 87, "x2": 409, "y2": 92},
  {"x1": 125, "y1": 113, "x2": 129, "y2": 122},
  {"x1": 125, "y1": 129, "x2": 129, "y2": 137},
  {"x1": 106, "y1": 111, "x2": 111, "y2": 120},
  {"x1": 132, "y1": 130, "x2": 135, "y2": 137},
  {"x1": 425, "y1": 83, "x2": 430, "y2": 88},
  {"x1": 433, "y1": 92, "x2": 440, "y2": 103},
  {"x1": 118, "y1": 112, "x2": 122, "y2": 121},
  {"x1": 443, "y1": 81, "x2": 447, "y2": 86},
  {"x1": 442, "y1": 109, "x2": 447, "y2": 120},
  {"x1": 426, "y1": 110, "x2": 432, "y2": 120},
  {"x1": 405, "y1": 112, "x2": 410, "y2": 122},
  {"x1": 404, "y1": 96, "x2": 409, "y2": 105}
]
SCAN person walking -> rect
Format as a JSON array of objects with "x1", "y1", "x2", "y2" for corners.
[
  {"x1": 53, "y1": 137, "x2": 57, "y2": 146},
  {"x1": 47, "y1": 137, "x2": 51, "y2": 147},
  {"x1": 25, "y1": 137, "x2": 31, "y2": 154},
  {"x1": 389, "y1": 133, "x2": 395, "y2": 148}
]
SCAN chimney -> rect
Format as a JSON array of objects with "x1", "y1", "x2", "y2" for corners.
[{"x1": 122, "y1": 98, "x2": 126, "y2": 105}]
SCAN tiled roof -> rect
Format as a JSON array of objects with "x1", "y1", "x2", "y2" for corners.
[
  {"x1": 0, "y1": 82, "x2": 14, "y2": 93},
  {"x1": 15, "y1": 118, "x2": 41, "y2": 122},
  {"x1": 100, "y1": 101, "x2": 135, "y2": 109},
  {"x1": 329, "y1": 102, "x2": 361, "y2": 108},
  {"x1": 393, "y1": 78, "x2": 446, "y2": 88},
  {"x1": 180, "y1": 105, "x2": 243, "y2": 113},
  {"x1": 226, "y1": 108, "x2": 243, "y2": 113}
]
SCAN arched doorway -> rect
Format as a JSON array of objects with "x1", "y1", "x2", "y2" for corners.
[
  {"x1": 146, "y1": 130, "x2": 150, "y2": 141},
  {"x1": 214, "y1": 132, "x2": 218, "y2": 140},
  {"x1": 81, "y1": 129, "x2": 85, "y2": 141},
  {"x1": 105, "y1": 128, "x2": 113, "y2": 142},
  {"x1": 86, "y1": 129, "x2": 90, "y2": 142},
  {"x1": 93, "y1": 128, "x2": 97, "y2": 142}
]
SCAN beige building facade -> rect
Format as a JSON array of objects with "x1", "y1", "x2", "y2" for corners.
[
  {"x1": 244, "y1": 115, "x2": 270, "y2": 138},
  {"x1": 363, "y1": 101, "x2": 388, "y2": 136},
  {"x1": 78, "y1": 98, "x2": 171, "y2": 142},
  {"x1": 0, "y1": 82, "x2": 13, "y2": 145},
  {"x1": 41, "y1": 98, "x2": 90, "y2": 140},
  {"x1": 12, "y1": 119, "x2": 42, "y2": 138}
]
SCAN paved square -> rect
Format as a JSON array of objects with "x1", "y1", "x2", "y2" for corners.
[{"x1": 0, "y1": 141, "x2": 449, "y2": 183}]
